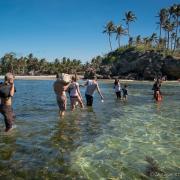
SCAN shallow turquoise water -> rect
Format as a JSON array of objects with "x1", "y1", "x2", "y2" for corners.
[{"x1": 0, "y1": 80, "x2": 179, "y2": 179}]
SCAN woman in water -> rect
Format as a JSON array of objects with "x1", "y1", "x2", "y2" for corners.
[
  {"x1": 68, "y1": 75, "x2": 84, "y2": 111},
  {"x1": 114, "y1": 78, "x2": 121, "y2": 99},
  {"x1": 152, "y1": 78, "x2": 162, "y2": 101}
]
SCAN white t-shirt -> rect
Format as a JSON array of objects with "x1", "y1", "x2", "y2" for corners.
[
  {"x1": 114, "y1": 84, "x2": 121, "y2": 92},
  {"x1": 85, "y1": 80, "x2": 97, "y2": 96}
]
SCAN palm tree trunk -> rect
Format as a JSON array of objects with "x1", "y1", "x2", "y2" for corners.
[
  {"x1": 165, "y1": 31, "x2": 167, "y2": 49},
  {"x1": 127, "y1": 23, "x2": 130, "y2": 46},
  {"x1": 159, "y1": 24, "x2": 162, "y2": 39},
  {"x1": 127, "y1": 23, "x2": 130, "y2": 38},
  {"x1": 118, "y1": 36, "x2": 121, "y2": 48},
  {"x1": 174, "y1": 16, "x2": 179, "y2": 51},
  {"x1": 108, "y1": 35, "x2": 112, "y2": 50},
  {"x1": 167, "y1": 32, "x2": 170, "y2": 50}
]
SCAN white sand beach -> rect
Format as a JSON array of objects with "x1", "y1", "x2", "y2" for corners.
[
  {"x1": 0, "y1": 75, "x2": 56, "y2": 80},
  {"x1": 0, "y1": 75, "x2": 84, "y2": 80}
]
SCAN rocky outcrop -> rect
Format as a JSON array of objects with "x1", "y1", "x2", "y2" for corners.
[
  {"x1": 84, "y1": 49, "x2": 180, "y2": 80},
  {"x1": 84, "y1": 68, "x2": 96, "y2": 79},
  {"x1": 109, "y1": 51, "x2": 165, "y2": 80},
  {"x1": 162, "y1": 57, "x2": 180, "y2": 79},
  {"x1": 84, "y1": 48, "x2": 180, "y2": 80}
]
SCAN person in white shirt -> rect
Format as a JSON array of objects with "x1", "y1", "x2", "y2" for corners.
[
  {"x1": 114, "y1": 78, "x2": 121, "y2": 99},
  {"x1": 83, "y1": 76, "x2": 104, "y2": 106}
]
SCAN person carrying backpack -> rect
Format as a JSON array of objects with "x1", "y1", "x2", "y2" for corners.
[{"x1": 0, "y1": 73, "x2": 16, "y2": 132}]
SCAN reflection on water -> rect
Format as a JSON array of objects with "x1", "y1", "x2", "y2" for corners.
[{"x1": 0, "y1": 80, "x2": 180, "y2": 179}]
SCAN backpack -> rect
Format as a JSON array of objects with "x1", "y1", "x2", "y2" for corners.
[{"x1": 0, "y1": 84, "x2": 11, "y2": 98}]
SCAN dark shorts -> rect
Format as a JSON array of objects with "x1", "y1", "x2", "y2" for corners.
[
  {"x1": 57, "y1": 95, "x2": 67, "y2": 111},
  {"x1": 0, "y1": 105, "x2": 15, "y2": 129},
  {"x1": 85, "y1": 94, "x2": 93, "y2": 106},
  {"x1": 116, "y1": 91, "x2": 121, "y2": 99}
]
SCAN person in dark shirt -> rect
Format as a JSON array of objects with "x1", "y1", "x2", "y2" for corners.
[
  {"x1": 152, "y1": 78, "x2": 162, "y2": 100},
  {"x1": 122, "y1": 84, "x2": 128, "y2": 100},
  {"x1": 0, "y1": 73, "x2": 15, "y2": 132}
]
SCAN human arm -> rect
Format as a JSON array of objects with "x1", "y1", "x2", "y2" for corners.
[
  {"x1": 64, "y1": 82, "x2": 71, "y2": 91},
  {"x1": 97, "y1": 84, "x2": 104, "y2": 99},
  {"x1": 76, "y1": 84, "x2": 83, "y2": 101},
  {"x1": 152, "y1": 83, "x2": 156, "y2": 90},
  {"x1": 9, "y1": 78, "x2": 15, "y2": 97},
  {"x1": 79, "y1": 80, "x2": 88, "y2": 87}
]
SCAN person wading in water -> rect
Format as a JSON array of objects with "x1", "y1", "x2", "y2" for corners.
[
  {"x1": 152, "y1": 78, "x2": 162, "y2": 101},
  {"x1": 0, "y1": 73, "x2": 16, "y2": 132},
  {"x1": 82, "y1": 76, "x2": 104, "y2": 106},
  {"x1": 53, "y1": 73, "x2": 71, "y2": 117}
]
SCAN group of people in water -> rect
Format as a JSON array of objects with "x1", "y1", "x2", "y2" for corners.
[
  {"x1": 114, "y1": 78, "x2": 128, "y2": 100},
  {"x1": 0, "y1": 72, "x2": 162, "y2": 132},
  {"x1": 53, "y1": 74, "x2": 163, "y2": 118},
  {"x1": 53, "y1": 74, "x2": 104, "y2": 117}
]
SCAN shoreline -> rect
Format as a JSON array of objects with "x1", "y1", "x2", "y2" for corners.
[
  {"x1": 0, "y1": 75, "x2": 179, "y2": 82},
  {"x1": 0, "y1": 75, "x2": 56, "y2": 80}
]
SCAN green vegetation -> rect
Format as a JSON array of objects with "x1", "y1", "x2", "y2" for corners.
[
  {"x1": 0, "y1": 53, "x2": 84, "y2": 75},
  {"x1": 103, "y1": 4, "x2": 180, "y2": 55},
  {"x1": 1, "y1": 3, "x2": 179, "y2": 77}
]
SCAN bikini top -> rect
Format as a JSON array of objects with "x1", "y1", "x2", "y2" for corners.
[{"x1": 69, "y1": 82, "x2": 79, "y2": 97}]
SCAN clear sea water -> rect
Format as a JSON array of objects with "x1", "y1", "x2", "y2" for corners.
[{"x1": 0, "y1": 80, "x2": 179, "y2": 179}]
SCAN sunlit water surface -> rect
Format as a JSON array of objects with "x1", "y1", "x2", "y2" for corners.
[{"x1": 0, "y1": 80, "x2": 179, "y2": 179}]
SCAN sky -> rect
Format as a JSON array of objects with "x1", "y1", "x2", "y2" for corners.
[{"x1": 0, "y1": 0, "x2": 178, "y2": 62}]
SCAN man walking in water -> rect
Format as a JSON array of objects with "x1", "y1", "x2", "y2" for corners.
[
  {"x1": 83, "y1": 76, "x2": 104, "y2": 106},
  {"x1": 53, "y1": 74, "x2": 70, "y2": 117},
  {"x1": 0, "y1": 73, "x2": 15, "y2": 132}
]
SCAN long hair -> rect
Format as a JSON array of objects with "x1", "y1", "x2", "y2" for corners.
[{"x1": 114, "y1": 78, "x2": 119, "y2": 85}]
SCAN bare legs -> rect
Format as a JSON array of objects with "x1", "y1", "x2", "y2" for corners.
[
  {"x1": 71, "y1": 97, "x2": 84, "y2": 111},
  {"x1": 59, "y1": 110, "x2": 65, "y2": 117}
]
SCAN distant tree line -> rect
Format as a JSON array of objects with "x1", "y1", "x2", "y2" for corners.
[
  {"x1": 0, "y1": 52, "x2": 84, "y2": 75},
  {"x1": 103, "y1": 4, "x2": 180, "y2": 53}
]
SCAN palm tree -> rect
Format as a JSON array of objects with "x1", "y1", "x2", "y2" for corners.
[
  {"x1": 39, "y1": 58, "x2": 48, "y2": 73},
  {"x1": 150, "y1": 33, "x2": 158, "y2": 47},
  {"x1": 114, "y1": 24, "x2": 127, "y2": 48},
  {"x1": 123, "y1": 11, "x2": 137, "y2": 40},
  {"x1": 135, "y1": 35, "x2": 141, "y2": 46},
  {"x1": 1, "y1": 52, "x2": 16, "y2": 74},
  {"x1": 176, "y1": 37, "x2": 180, "y2": 49},
  {"x1": 129, "y1": 37, "x2": 133, "y2": 46},
  {"x1": 158, "y1": 37, "x2": 166, "y2": 50},
  {"x1": 171, "y1": 32, "x2": 176, "y2": 51},
  {"x1": 17, "y1": 57, "x2": 26, "y2": 74},
  {"x1": 143, "y1": 37, "x2": 150, "y2": 49},
  {"x1": 157, "y1": 8, "x2": 169, "y2": 39},
  {"x1": 163, "y1": 20, "x2": 175, "y2": 49},
  {"x1": 103, "y1": 21, "x2": 115, "y2": 50},
  {"x1": 173, "y1": 4, "x2": 180, "y2": 50}
]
